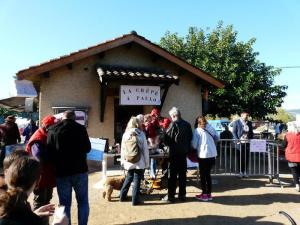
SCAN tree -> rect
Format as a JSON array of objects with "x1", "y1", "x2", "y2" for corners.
[
  {"x1": 268, "y1": 108, "x2": 295, "y2": 123},
  {"x1": 0, "y1": 107, "x2": 17, "y2": 123},
  {"x1": 159, "y1": 22, "x2": 287, "y2": 118},
  {"x1": 0, "y1": 107, "x2": 17, "y2": 118}
]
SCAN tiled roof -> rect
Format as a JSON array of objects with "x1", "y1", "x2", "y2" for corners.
[
  {"x1": 16, "y1": 33, "x2": 134, "y2": 78},
  {"x1": 16, "y1": 31, "x2": 224, "y2": 88},
  {"x1": 97, "y1": 66, "x2": 179, "y2": 83}
]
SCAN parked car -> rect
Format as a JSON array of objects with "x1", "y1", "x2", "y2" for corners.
[{"x1": 208, "y1": 119, "x2": 230, "y2": 136}]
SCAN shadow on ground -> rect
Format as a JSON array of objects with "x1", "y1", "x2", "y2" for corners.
[
  {"x1": 116, "y1": 215, "x2": 285, "y2": 225},
  {"x1": 188, "y1": 171, "x2": 293, "y2": 193},
  {"x1": 212, "y1": 192, "x2": 300, "y2": 205},
  {"x1": 188, "y1": 176, "x2": 270, "y2": 193}
]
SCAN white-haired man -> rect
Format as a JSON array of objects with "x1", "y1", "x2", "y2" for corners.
[{"x1": 162, "y1": 107, "x2": 192, "y2": 203}]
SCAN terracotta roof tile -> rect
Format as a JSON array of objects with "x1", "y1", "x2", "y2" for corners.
[{"x1": 97, "y1": 65, "x2": 179, "y2": 83}]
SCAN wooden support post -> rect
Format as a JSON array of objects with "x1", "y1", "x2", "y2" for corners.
[
  {"x1": 100, "y1": 82, "x2": 107, "y2": 122},
  {"x1": 66, "y1": 63, "x2": 73, "y2": 70},
  {"x1": 159, "y1": 84, "x2": 171, "y2": 110}
]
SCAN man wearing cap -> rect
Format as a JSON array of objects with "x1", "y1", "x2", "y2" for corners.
[
  {"x1": 26, "y1": 115, "x2": 57, "y2": 225},
  {"x1": 47, "y1": 110, "x2": 91, "y2": 225},
  {"x1": 0, "y1": 115, "x2": 21, "y2": 168}
]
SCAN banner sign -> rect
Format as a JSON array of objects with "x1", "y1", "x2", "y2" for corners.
[
  {"x1": 120, "y1": 85, "x2": 161, "y2": 105},
  {"x1": 87, "y1": 138, "x2": 107, "y2": 161},
  {"x1": 10, "y1": 80, "x2": 38, "y2": 97},
  {"x1": 250, "y1": 139, "x2": 267, "y2": 153}
]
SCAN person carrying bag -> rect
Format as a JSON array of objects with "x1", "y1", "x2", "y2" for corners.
[{"x1": 192, "y1": 116, "x2": 219, "y2": 202}]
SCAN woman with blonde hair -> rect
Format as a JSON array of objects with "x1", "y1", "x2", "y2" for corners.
[
  {"x1": 282, "y1": 121, "x2": 300, "y2": 191},
  {"x1": 120, "y1": 117, "x2": 149, "y2": 205},
  {"x1": 192, "y1": 116, "x2": 219, "y2": 201}
]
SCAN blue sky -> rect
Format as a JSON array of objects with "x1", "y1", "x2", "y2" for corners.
[{"x1": 0, "y1": 0, "x2": 299, "y2": 109}]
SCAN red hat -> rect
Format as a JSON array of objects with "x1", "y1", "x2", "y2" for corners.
[
  {"x1": 160, "y1": 118, "x2": 171, "y2": 129},
  {"x1": 150, "y1": 108, "x2": 160, "y2": 117},
  {"x1": 42, "y1": 115, "x2": 56, "y2": 128}
]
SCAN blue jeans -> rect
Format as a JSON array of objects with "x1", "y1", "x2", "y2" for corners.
[
  {"x1": 56, "y1": 173, "x2": 89, "y2": 225},
  {"x1": 120, "y1": 169, "x2": 143, "y2": 205}
]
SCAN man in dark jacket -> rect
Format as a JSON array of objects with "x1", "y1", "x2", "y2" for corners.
[
  {"x1": 162, "y1": 107, "x2": 192, "y2": 203},
  {"x1": 47, "y1": 110, "x2": 91, "y2": 225},
  {"x1": 0, "y1": 115, "x2": 21, "y2": 168},
  {"x1": 232, "y1": 111, "x2": 254, "y2": 177}
]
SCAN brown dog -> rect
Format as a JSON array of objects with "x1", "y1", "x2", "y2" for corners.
[{"x1": 102, "y1": 176, "x2": 125, "y2": 201}]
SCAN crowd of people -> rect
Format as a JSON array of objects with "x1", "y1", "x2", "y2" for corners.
[
  {"x1": 119, "y1": 107, "x2": 220, "y2": 204},
  {"x1": 0, "y1": 107, "x2": 299, "y2": 224},
  {"x1": 0, "y1": 111, "x2": 90, "y2": 225}
]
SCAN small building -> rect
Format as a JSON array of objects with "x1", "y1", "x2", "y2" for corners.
[{"x1": 15, "y1": 32, "x2": 223, "y2": 144}]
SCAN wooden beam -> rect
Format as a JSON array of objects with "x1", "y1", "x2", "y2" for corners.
[
  {"x1": 151, "y1": 56, "x2": 158, "y2": 63},
  {"x1": 97, "y1": 52, "x2": 105, "y2": 59},
  {"x1": 42, "y1": 72, "x2": 50, "y2": 78},
  {"x1": 125, "y1": 42, "x2": 133, "y2": 49},
  {"x1": 66, "y1": 63, "x2": 73, "y2": 70}
]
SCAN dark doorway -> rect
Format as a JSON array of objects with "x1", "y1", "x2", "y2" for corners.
[{"x1": 114, "y1": 98, "x2": 144, "y2": 144}]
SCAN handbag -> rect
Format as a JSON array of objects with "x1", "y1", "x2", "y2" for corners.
[
  {"x1": 187, "y1": 148, "x2": 198, "y2": 163},
  {"x1": 188, "y1": 132, "x2": 200, "y2": 163}
]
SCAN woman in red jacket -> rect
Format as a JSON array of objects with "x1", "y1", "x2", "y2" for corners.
[
  {"x1": 283, "y1": 122, "x2": 300, "y2": 192},
  {"x1": 26, "y1": 115, "x2": 57, "y2": 225}
]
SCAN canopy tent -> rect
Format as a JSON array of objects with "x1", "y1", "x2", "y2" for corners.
[{"x1": 0, "y1": 80, "x2": 38, "y2": 111}]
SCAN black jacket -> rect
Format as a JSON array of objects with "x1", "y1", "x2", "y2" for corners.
[
  {"x1": 164, "y1": 119, "x2": 193, "y2": 158},
  {"x1": 0, "y1": 202, "x2": 43, "y2": 225},
  {"x1": 0, "y1": 122, "x2": 21, "y2": 145},
  {"x1": 47, "y1": 119, "x2": 91, "y2": 177}
]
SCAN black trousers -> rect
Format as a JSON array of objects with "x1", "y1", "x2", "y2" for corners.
[
  {"x1": 289, "y1": 163, "x2": 300, "y2": 185},
  {"x1": 238, "y1": 143, "x2": 250, "y2": 173},
  {"x1": 199, "y1": 157, "x2": 215, "y2": 194},
  {"x1": 0, "y1": 146, "x2": 6, "y2": 169},
  {"x1": 168, "y1": 156, "x2": 187, "y2": 199}
]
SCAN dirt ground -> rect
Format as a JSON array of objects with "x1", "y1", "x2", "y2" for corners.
[{"x1": 42, "y1": 165, "x2": 300, "y2": 225}]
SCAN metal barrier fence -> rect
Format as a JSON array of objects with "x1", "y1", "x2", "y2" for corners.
[{"x1": 214, "y1": 139, "x2": 281, "y2": 183}]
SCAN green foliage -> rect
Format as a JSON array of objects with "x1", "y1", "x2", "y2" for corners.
[
  {"x1": 159, "y1": 22, "x2": 287, "y2": 118},
  {"x1": 0, "y1": 107, "x2": 17, "y2": 118},
  {"x1": 268, "y1": 108, "x2": 295, "y2": 123},
  {"x1": 0, "y1": 107, "x2": 37, "y2": 124}
]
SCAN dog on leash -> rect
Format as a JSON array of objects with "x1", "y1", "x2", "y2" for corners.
[{"x1": 102, "y1": 176, "x2": 125, "y2": 201}]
